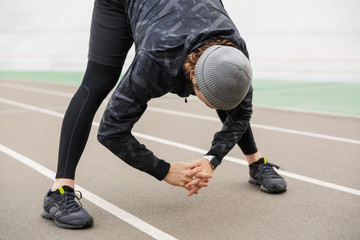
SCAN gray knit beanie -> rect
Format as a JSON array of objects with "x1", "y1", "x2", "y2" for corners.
[{"x1": 194, "y1": 45, "x2": 252, "y2": 110}]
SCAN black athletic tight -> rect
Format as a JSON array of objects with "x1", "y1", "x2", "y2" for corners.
[{"x1": 55, "y1": 61, "x2": 122, "y2": 179}]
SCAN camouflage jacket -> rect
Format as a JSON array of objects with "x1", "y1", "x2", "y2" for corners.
[{"x1": 98, "y1": 0, "x2": 253, "y2": 180}]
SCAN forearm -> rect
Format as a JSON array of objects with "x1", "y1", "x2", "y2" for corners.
[
  {"x1": 210, "y1": 86, "x2": 254, "y2": 165},
  {"x1": 206, "y1": 119, "x2": 249, "y2": 164}
]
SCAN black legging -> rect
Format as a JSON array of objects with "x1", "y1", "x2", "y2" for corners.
[
  {"x1": 56, "y1": 0, "x2": 134, "y2": 179},
  {"x1": 55, "y1": 61, "x2": 122, "y2": 179}
]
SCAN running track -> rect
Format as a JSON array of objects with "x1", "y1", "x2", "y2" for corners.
[{"x1": 1, "y1": 78, "x2": 359, "y2": 240}]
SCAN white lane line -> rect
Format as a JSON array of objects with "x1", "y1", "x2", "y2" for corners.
[
  {"x1": 147, "y1": 107, "x2": 360, "y2": 145},
  {"x1": 0, "y1": 82, "x2": 73, "y2": 97},
  {"x1": 2, "y1": 82, "x2": 359, "y2": 145},
  {"x1": 254, "y1": 104, "x2": 360, "y2": 119},
  {"x1": 147, "y1": 107, "x2": 219, "y2": 122},
  {"x1": 250, "y1": 124, "x2": 360, "y2": 145},
  {"x1": 0, "y1": 97, "x2": 64, "y2": 118},
  {"x1": 1, "y1": 97, "x2": 360, "y2": 197},
  {"x1": 0, "y1": 106, "x2": 66, "y2": 115},
  {"x1": 129, "y1": 133, "x2": 360, "y2": 196},
  {"x1": 0, "y1": 143, "x2": 177, "y2": 240}
]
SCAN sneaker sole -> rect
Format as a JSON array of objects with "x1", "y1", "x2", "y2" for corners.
[
  {"x1": 248, "y1": 177, "x2": 287, "y2": 193},
  {"x1": 41, "y1": 209, "x2": 94, "y2": 229}
]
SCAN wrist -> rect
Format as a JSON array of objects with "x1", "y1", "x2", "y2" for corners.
[
  {"x1": 149, "y1": 160, "x2": 170, "y2": 181},
  {"x1": 203, "y1": 155, "x2": 220, "y2": 170}
]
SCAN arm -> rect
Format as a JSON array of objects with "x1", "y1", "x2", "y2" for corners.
[
  {"x1": 185, "y1": 87, "x2": 253, "y2": 196},
  {"x1": 98, "y1": 54, "x2": 170, "y2": 180},
  {"x1": 207, "y1": 86, "x2": 254, "y2": 164},
  {"x1": 98, "y1": 54, "x2": 212, "y2": 187}
]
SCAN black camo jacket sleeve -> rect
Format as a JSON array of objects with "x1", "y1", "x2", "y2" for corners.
[
  {"x1": 98, "y1": 53, "x2": 171, "y2": 181},
  {"x1": 206, "y1": 86, "x2": 254, "y2": 164}
]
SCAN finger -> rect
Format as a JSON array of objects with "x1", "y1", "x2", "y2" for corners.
[
  {"x1": 184, "y1": 174, "x2": 195, "y2": 183},
  {"x1": 185, "y1": 178, "x2": 201, "y2": 189},
  {"x1": 184, "y1": 182, "x2": 207, "y2": 191},
  {"x1": 185, "y1": 184, "x2": 196, "y2": 193},
  {"x1": 186, "y1": 175, "x2": 211, "y2": 189},
  {"x1": 194, "y1": 172, "x2": 212, "y2": 179},
  {"x1": 184, "y1": 173, "x2": 199, "y2": 184},
  {"x1": 187, "y1": 186, "x2": 200, "y2": 196},
  {"x1": 184, "y1": 182, "x2": 193, "y2": 191},
  {"x1": 186, "y1": 160, "x2": 201, "y2": 169},
  {"x1": 196, "y1": 181, "x2": 209, "y2": 188},
  {"x1": 187, "y1": 166, "x2": 202, "y2": 176}
]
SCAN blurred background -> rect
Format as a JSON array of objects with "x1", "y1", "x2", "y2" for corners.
[{"x1": 1, "y1": 0, "x2": 360, "y2": 115}]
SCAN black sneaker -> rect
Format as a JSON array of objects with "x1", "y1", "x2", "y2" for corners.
[
  {"x1": 41, "y1": 186, "x2": 93, "y2": 229},
  {"x1": 248, "y1": 158, "x2": 287, "y2": 193}
]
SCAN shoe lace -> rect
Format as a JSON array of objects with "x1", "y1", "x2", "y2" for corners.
[
  {"x1": 58, "y1": 190, "x2": 83, "y2": 213},
  {"x1": 259, "y1": 162, "x2": 281, "y2": 178}
]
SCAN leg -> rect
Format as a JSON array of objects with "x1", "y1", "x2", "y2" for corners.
[
  {"x1": 43, "y1": 0, "x2": 133, "y2": 229},
  {"x1": 53, "y1": 61, "x2": 122, "y2": 189},
  {"x1": 236, "y1": 124, "x2": 262, "y2": 165},
  {"x1": 53, "y1": 0, "x2": 133, "y2": 186}
]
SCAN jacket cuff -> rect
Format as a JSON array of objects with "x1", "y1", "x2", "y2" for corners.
[
  {"x1": 147, "y1": 160, "x2": 171, "y2": 181},
  {"x1": 206, "y1": 150, "x2": 223, "y2": 165}
]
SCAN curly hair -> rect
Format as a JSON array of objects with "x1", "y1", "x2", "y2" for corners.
[{"x1": 184, "y1": 38, "x2": 238, "y2": 89}]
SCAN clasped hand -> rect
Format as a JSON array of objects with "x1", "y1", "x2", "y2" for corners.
[{"x1": 164, "y1": 158, "x2": 214, "y2": 196}]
